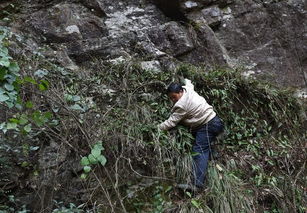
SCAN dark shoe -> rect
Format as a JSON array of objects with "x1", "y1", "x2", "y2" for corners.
[{"x1": 176, "y1": 183, "x2": 202, "y2": 194}]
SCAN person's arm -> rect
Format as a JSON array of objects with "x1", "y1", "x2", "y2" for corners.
[{"x1": 158, "y1": 106, "x2": 186, "y2": 131}]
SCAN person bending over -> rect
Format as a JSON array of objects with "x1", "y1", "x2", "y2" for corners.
[{"x1": 158, "y1": 79, "x2": 224, "y2": 192}]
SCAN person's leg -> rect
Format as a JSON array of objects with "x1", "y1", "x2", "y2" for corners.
[
  {"x1": 192, "y1": 117, "x2": 224, "y2": 188},
  {"x1": 192, "y1": 125, "x2": 213, "y2": 188}
]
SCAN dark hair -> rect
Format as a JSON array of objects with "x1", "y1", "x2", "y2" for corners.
[{"x1": 166, "y1": 83, "x2": 184, "y2": 94}]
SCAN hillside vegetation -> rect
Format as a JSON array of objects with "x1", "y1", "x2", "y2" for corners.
[{"x1": 0, "y1": 26, "x2": 306, "y2": 212}]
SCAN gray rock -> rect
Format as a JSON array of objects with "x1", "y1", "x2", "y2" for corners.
[
  {"x1": 140, "y1": 60, "x2": 162, "y2": 73},
  {"x1": 149, "y1": 21, "x2": 194, "y2": 57},
  {"x1": 27, "y1": 3, "x2": 107, "y2": 43},
  {"x1": 184, "y1": 11, "x2": 230, "y2": 66},
  {"x1": 80, "y1": 0, "x2": 107, "y2": 17},
  {"x1": 201, "y1": 6, "x2": 222, "y2": 27},
  {"x1": 215, "y1": 0, "x2": 307, "y2": 87}
]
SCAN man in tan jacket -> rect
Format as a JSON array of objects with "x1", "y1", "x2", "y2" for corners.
[{"x1": 159, "y1": 79, "x2": 224, "y2": 192}]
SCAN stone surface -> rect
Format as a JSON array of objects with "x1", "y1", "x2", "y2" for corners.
[
  {"x1": 215, "y1": 0, "x2": 307, "y2": 87},
  {"x1": 149, "y1": 21, "x2": 195, "y2": 57},
  {"x1": 201, "y1": 6, "x2": 222, "y2": 27},
  {"x1": 15, "y1": 0, "x2": 306, "y2": 87},
  {"x1": 140, "y1": 60, "x2": 162, "y2": 73}
]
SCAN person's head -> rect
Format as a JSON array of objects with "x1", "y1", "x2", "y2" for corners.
[{"x1": 167, "y1": 83, "x2": 184, "y2": 104}]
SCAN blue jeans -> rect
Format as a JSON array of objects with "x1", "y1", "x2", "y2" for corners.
[{"x1": 191, "y1": 116, "x2": 224, "y2": 188}]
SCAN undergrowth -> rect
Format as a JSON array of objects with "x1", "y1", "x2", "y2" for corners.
[{"x1": 0, "y1": 28, "x2": 306, "y2": 212}]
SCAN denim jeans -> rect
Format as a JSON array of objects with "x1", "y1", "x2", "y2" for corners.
[{"x1": 191, "y1": 116, "x2": 224, "y2": 188}]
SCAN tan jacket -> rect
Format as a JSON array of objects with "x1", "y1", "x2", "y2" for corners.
[{"x1": 159, "y1": 80, "x2": 216, "y2": 130}]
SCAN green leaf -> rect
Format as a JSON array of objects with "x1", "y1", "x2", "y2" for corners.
[
  {"x1": 0, "y1": 46, "x2": 8, "y2": 57},
  {"x1": 72, "y1": 95, "x2": 81, "y2": 102},
  {"x1": 80, "y1": 173, "x2": 87, "y2": 179},
  {"x1": 43, "y1": 111, "x2": 52, "y2": 119},
  {"x1": 9, "y1": 118, "x2": 19, "y2": 123},
  {"x1": 191, "y1": 199, "x2": 201, "y2": 208},
  {"x1": 25, "y1": 101, "x2": 34, "y2": 109},
  {"x1": 34, "y1": 69, "x2": 49, "y2": 78},
  {"x1": 6, "y1": 122, "x2": 17, "y2": 130},
  {"x1": 185, "y1": 191, "x2": 192, "y2": 198},
  {"x1": 30, "y1": 146, "x2": 39, "y2": 151},
  {"x1": 0, "y1": 57, "x2": 10, "y2": 67},
  {"x1": 64, "y1": 94, "x2": 73, "y2": 102},
  {"x1": 97, "y1": 155, "x2": 107, "y2": 166},
  {"x1": 4, "y1": 83, "x2": 14, "y2": 91},
  {"x1": 21, "y1": 161, "x2": 29, "y2": 167},
  {"x1": 83, "y1": 165, "x2": 91, "y2": 173},
  {"x1": 38, "y1": 80, "x2": 49, "y2": 91},
  {"x1": 88, "y1": 154, "x2": 98, "y2": 164},
  {"x1": 81, "y1": 157, "x2": 90, "y2": 166},
  {"x1": 8, "y1": 62, "x2": 19, "y2": 72},
  {"x1": 23, "y1": 76, "x2": 37, "y2": 84},
  {"x1": 91, "y1": 148, "x2": 101, "y2": 157},
  {"x1": 24, "y1": 124, "x2": 32, "y2": 133},
  {"x1": 0, "y1": 67, "x2": 6, "y2": 80},
  {"x1": 93, "y1": 142, "x2": 104, "y2": 151},
  {"x1": 69, "y1": 104, "x2": 83, "y2": 111}
]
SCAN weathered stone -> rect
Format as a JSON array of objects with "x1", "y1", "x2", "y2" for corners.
[
  {"x1": 185, "y1": 11, "x2": 231, "y2": 66},
  {"x1": 16, "y1": 0, "x2": 307, "y2": 88},
  {"x1": 27, "y1": 3, "x2": 107, "y2": 43},
  {"x1": 215, "y1": 0, "x2": 307, "y2": 87},
  {"x1": 80, "y1": 0, "x2": 107, "y2": 17},
  {"x1": 140, "y1": 60, "x2": 162, "y2": 73},
  {"x1": 201, "y1": 6, "x2": 222, "y2": 27},
  {"x1": 149, "y1": 21, "x2": 194, "y2": 57},
  {"x1": 180, "y1": 1, "x2": 200, "y2": 11}
]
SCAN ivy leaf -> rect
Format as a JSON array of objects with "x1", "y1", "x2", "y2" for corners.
[
  {"x1": 6, "y1": 122, "x2": 17, "y2": 130},
  {"x1": 0, "y1": 46, "x2": 8, "y2": 57},
  {"x1": 69, "y1": 104, "x2": 83, "y2": 111},
  {"x1": 0, "y1": 94, "x2": 9, "y2": 102},
  {"x1": 97, "y1": 155, "x2": 107, "y2": 166},
  {"x1": 34, "y1": 69, "x2": 48, "y2": 78},
  {"x1": 83, "y1": 165, "x2": 91, "y2": 173},
  {"x1": 24, "y1": 124, "x2": 32, "y2": 133},
  {"x1": 0, "y1": 57, "x2": 10, "y2": 67},
  {"x1": 80, "y1": 173, "x2": 87, "y2": 179},
  {"x1": 72, "y1": 95, "x2": 81, "y2": 102},
  {"x1": 8, "y1": 62, "x2": 20, "y2": 73},
  {"x1": 91, "y1": 148, "x2": 101, "y2": 158},
  {"x1": 88, "y1": 154, "x2": 98, "y2": 164},
  {"x1": 93, "y1": 142, "x2": 104, "y2": 151},
  {"x1": 4, "y1": 83, "x2": 14, "y2": 91},
  {"x1": 81, "y1": 157, "x2": 90, "y2": 166}
]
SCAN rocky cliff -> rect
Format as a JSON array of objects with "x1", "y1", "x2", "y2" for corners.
[{"x1": 1, "y1": 0, "x2": 306, "y2": 89}]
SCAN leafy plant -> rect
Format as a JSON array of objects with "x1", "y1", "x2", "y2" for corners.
[
  {"x1": 80, "y1": 141, "x2": 107, "y2": 178},
  {"x1": 0, "y1": 27, "x2": 21, "y2": 109}
]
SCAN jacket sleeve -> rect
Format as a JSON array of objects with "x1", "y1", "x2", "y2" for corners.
[{"x1": 158, "y1": 106, "x2": 187, "y2": 130}]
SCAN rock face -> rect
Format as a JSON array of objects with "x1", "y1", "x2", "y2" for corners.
[{"x1": 5, "y1": 0, "x2": 307, "y2": 87}]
